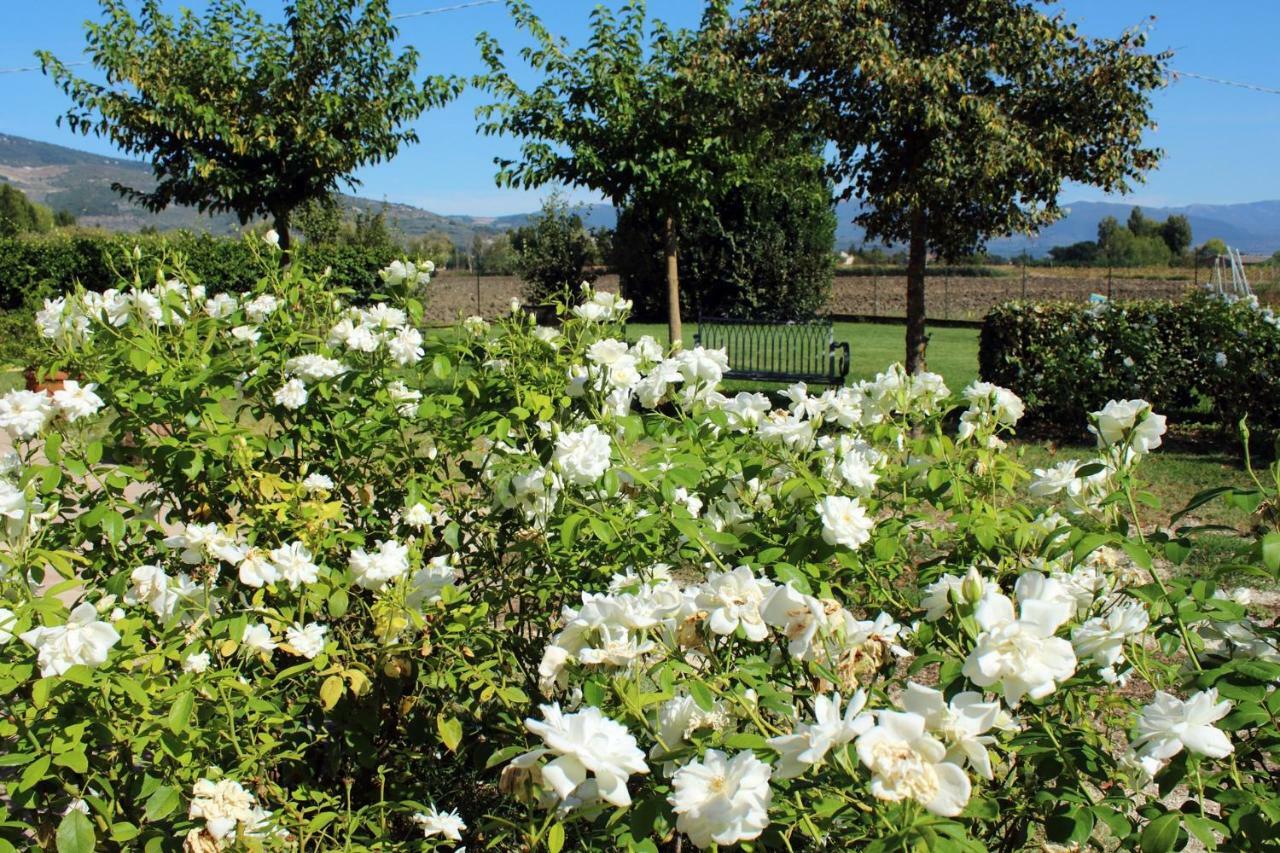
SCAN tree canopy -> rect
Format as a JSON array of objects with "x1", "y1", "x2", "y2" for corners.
[
  {"x1": 40, "y1": 0, "x2": 462, "y2": 249},
  {"x1": 743, "y1": 0, "x2": 1169, "y2": 370},
  {"x1": 476, "y1": 0, "x2": 779, "y2": 343}
]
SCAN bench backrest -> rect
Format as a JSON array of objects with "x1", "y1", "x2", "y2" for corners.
[{"x1": 695, "y1": 317, "x2": 846, "y2": 384}]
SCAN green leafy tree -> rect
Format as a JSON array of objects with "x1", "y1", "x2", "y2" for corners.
[
  {"x1": 745, "y1": 0, "x2": 1168, "y2": 371},
  {"x1": 40, "y1": 0, "x2": 462, "y2": 251},
  {"x1": 1161, "y1": 214, "x2": 1192, "y2": 257},
  {"x1": 614, "y1": 139, "x2": 835, "y2": 321},
  {"x1": 510, "y1": 194, "x2": 598, "y2": 304},
  {"x1": 1197, "y1": 237, "x2": 1228, "y2": 262},
  {"x1": 295, "y1": 194, "x2": 345, "y2": 246},
  {"x1": 1127, "y1": 206, "x2": 1160, "y2": 239},
  {"x1": 0, "y1": 184, "x2": 52, "y2": 237},
  {"x1": 477, "y1": 0, "x2": 775, "y2": 344}
]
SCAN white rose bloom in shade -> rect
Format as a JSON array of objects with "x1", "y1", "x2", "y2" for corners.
[
  {"x1": 552, "y1": 424, "x2": 612, "y2": 487},
  {"x1": 406, "y1": 554, "x2": 460, "y2": 608},
  {"x1": 230, "y1": 324, "x2": 261, "y2": 344},
  {"x1": 1090, "y1": 399, "x2": 1167, "y2": 454},
  {"x1": 696, "y1": 565, "x2": 775, "y2": 642},
  {"x1": 1133, "y1": 689, "x2": 1233, "y2": 765},
  {"x1": 513, "y1": 703, "x2": 649, "y2": 808},
  {"x1": 348, "y1": 539, "x2": 411, "y2": 590},
  {"x1": 388, "y1": 326, "x2": 425, "y2": 366},
  {"x1": 412, "y1": 806, "x2": 466, "y2": 841},
  {"x1": 817, "y1": 495, "x2": 875, "y2": 550},
  {"x1": 269, "y1": 541, "x2": 319, "y2": 588},
  {"x1": 768, "y1": 691, "x2": 873, "y2": 779},
  {"x1": 856, "y1": 710, "x2": 971, "y2": 816},
  {"x1": 1028, "y1": 460, "x2": 1082, "y2": 498},
  {"x1": 0, "y1": 607, "x2": 17, "y2": 643},
  {"x1": 244, "y1": 293, "x2": 279, "y2": 323},
  {"x1": 0, "y1": 390, "x2": 55, "y2": 440},
  {"x1": 837, "y1": 452, "x2": 879, "y2": 494},
  {"x1": 241, "y1": 623, "x2": 277, "y2": 654},
  {"x1": 961, "y1": 583, "x2": 1077, "y2": 707},
  {"x1": 651, "y1": 694, "x2": 729, "y2": 759},
  {"x1": 51, "y1": 381, "x2": 104, "y2": 422},
  {"x1": 273, "y1": 378, "x2": 308, "y2": 410},
  {"x1": 189, "y1": 778, "x2": 260, "y2": 840},
  {"x1": 900, "y1": 683, "x2": 1002, "y2": 779},
  {"x1": 285, "y1": 622, "x2": 328, "y2": 659},
  {"x1": 386, "y1": 380, "x2": 423, "y2": 417},
  {"x1": 920, "y1": 571, "x2": 1003, "y2": 621},
  {"x1": 20, "y1": 602, "x2": 121, "y2": 677},
  {"x1": 263, "y1": 229, "x2": 280, "y2": 247},
  {"x1": 0, "y1": 480, "x2": 39, "y2": 536},
  {"x1": 404, "y1": 502, "x2": 434, "y2": 528},
  {"x1": 205, "y1": 292, "x2": 238, "y2": 319},
  {"x1": 1072, "y1": 600, "x2": 1149, "y2": 674},
  {"x1": 285, "y1": 354, "x2": 348, "y2": 382},
  {"x1": 124, "y1": 563, "x2": 180, "y2": 619},
  {"x1": 668, "y1": 749, "x2": 772, "y2": 849},
  {"x1": 761, "y1": 583, "x2": 829, "y2": 660},
  {"x1": 184, "y1": 651, "x2": 211, "y2": 673},
  {"x1": 301, "y1": 472, "x2": 334, "y2": 492},
  {"x1": 237, "y1": 548, "x2": 280, "y2": 588}
]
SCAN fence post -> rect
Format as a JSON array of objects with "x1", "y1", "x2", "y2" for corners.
[
  {"x1": 1107, "y1": 265, "x2": 1113, "y2": 300},
  {"x1": 944, "y1": 275, "x2": 950, "y2": 321},
  {"x1": 1021, "y1": 254, "x2": 1027, "y2": 300},
  {"x1": 475, "y1": 265, "x2": 481, "y2": 315},
  {"x1": 873, "y1": 275, "x2": 879, "y2": 318}
]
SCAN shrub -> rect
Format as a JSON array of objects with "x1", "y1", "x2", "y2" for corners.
[
  {"x1": 1, "y1": 254, "x2": 1277, "y2": 850},
  {"x1": 980, "y1": 292, "x2": 1280, "y2": 441},
  {"x1": 510, "y1": 195, "x2": 598, "y2": 306},
  {"x1": 0, "y1": 231, "x2": 399, "y2": 310}
]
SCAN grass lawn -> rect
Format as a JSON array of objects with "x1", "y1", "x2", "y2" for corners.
[{"x1": 627, "y1": 321, "x2": 980, "y2": 391}]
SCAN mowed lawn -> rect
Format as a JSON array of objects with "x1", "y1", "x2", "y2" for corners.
[{"x1": 627, "y1": 321, "x2": 980, "y2": 391}]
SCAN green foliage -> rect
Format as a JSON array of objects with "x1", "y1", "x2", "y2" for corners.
[
  {"x1": 0, "y1": 231, "x2": 399, "y2": 310},
  {"x1": 746, "y1": 0, "x2": 1168, "y2": 369},
  {"x1": 39, "y1": 0, "x2": 462, "y2": 246},
  {"x1": 510, "y1": 195, "x2": 598, "y2": 305},
  {"x1": 477, "y1": 0, "x2": 779, "y2": 338},
  {"x1": 1198, "y1": 238, "x2": 1229, "y2": 261},
  {"x1": 1053, "y1": 210, "x2": 1193, "y2": 267},
  {"x1": 614, "y1": 143, "x2": 835, "y2": 322},
  {"x1": 0, "y1": 184, "x2": 54, "y2": 237},
  {"x1": 980, "y1": 293, "x2": 1280, "y2": 441}
]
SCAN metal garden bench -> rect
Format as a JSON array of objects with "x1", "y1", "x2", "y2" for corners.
[{"x1": 693, "y1": 317, "x2": 850, "y2": 386}]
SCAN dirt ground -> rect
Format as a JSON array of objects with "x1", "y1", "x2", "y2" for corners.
[{"x1": 424, "y1": 271, "x2": 620, "y2": 324}]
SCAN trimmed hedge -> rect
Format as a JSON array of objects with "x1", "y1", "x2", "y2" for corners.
[
  {"x1": 0, "y1": 231, "x2": 399, "y2": 309},
  {"x1": 979, "y1": 292, "x2": 1280, "y2": 441}
]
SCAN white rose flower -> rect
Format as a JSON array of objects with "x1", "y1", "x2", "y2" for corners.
[
  {"x1": 0, "y1": 390, "x2": 55, "y2": 440},
  {"x1": 696, "y1": 565, "x2": 775, "y2": 642},
  {"x1": 189, "y1": 778, "x2": 260, "y2": 841},
  {"x1": 285, "y1": 354, "x2": 348, "y2": 382},
  {"x1": 388, "y1": 326, "x2": 425, "y2": 366},
  {"x1": 1133, "y1": 688, "x2": 1233, "y2": 766},
  {"x1": 512, "y1": 703, "x2": 649, "y2": 808},
  {"x1": 961, "y1": 581, "x2": 1077, "y2": 707},
  {"x1": 900, "y1": 683, "x2": 1001, "y2": 779},
  {"x1": 51, "y1": 381, "x2": 105, "y2": 422},
  {"x1": 0, "y1": 607, "x2": 16, "y2": 643},
  {"x1": 768, "y1": 691, "x2": 873, "y2": 779},
  {"x1": 184, "y1": 651, "x2": 211, "y2": 673},
  {"x1": 761, "y1": 582, "x2": 829, "y2": 660},
  {"x1": 124, "y1": 563, "x2": 180, "y2": 619},
  {"x1": 1091, "y1": 399, "x2": 1167, "y2": 454},
  {"x1": 856, "y1": 710, "x2": 971, "y2": 816},
  {"x1": 552, "y1": 424, "x2": 612, "y2": 487},
  {"x1": 20, "y1": 602, "x2": 121, "y2": 677},
  {"x1": 406, "y1": 554, "x2": 459, "y2": 608},
  {"x1": 268, "y1": 541, "x2": 319, "y2": 588},
  {"x1": 273, "y1": 378, "x2": 308, "y2": 410},
  {"x1": 230, "y1": 324, "x2": 261, "y2": 344},
  {"x1": 205, "y1": 292, "x2": 239, "y2": 319},
  {"x1": 348, "y1": 539, "x2": 411, "y2": 590},
  {"x1": 412, "y1": 806, "x2": 466, "y2": 841},
  {"x1": 817, "y1": 495, "x2": 874, "y2": 550},
  {"x1": 241, "y1": 623, "x2": 277, "y2": 654},
  {"x1": 301, "y1": 472, "x2": 334, "y2": 492},
  {"x1": 669, "y1": 749, "x2": 772, "y2": 849},
  {"x1": 285, "y1": 622, "x2": 328, "y2": 659},
  {"x1": 404, "y1": 502, "x2": 434, "y2": 529},
  {"x1": 1072, "y1": 600, "x2": 1149, "y2": 674},
  {"x1": 237, "y1": 548, "x2": 280, "y2": 588}
]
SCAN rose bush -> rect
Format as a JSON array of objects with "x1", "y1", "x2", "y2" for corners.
[{"x1": 0, "y1": 240, "x2": 1276, "y2": 851}]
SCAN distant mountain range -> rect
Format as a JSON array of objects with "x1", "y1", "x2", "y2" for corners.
[{"x1": 3, "y1": 132, "x2": 1279, "y2": 256}]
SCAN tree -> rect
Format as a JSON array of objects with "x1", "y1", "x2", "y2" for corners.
[
  {"x1": 510, "y1": 195, "x2": 598, "y2": 305},
  {"x1": 1161, "y1": 214, "x2": 1192, "y2": 257},
  {"x1": 477, "y1": 0, "x2": 774, "y2": 345},
  {"x1": 40, "y1": 0, "x2": 462, "y2": 252},
  {"x1": 0, "y1": 184, "x2": 52, "y2": 237},
  {"x1": 1197, "y1": 238, "x2": 1228, "y2": 262},
  {"x1": 613, "y1": 139, "x2": 835, "y2": 321},
  {"x1": 744, "y1": 1, "x2": 1167, "y2": 372}
]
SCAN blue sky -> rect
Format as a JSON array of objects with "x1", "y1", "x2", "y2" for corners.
[{"x1": 3, "y1": 1, "x2": 1279, "y2": 216}]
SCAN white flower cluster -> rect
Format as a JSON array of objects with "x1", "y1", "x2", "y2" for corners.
[
  {"x1": 570, "y1": 283, "x2": 632, "y2": 322},
  {"x1": 328, "y1": 303, "x2": 424, "y2": 366},
  {"x1": 36, "y1": 278, "x2": 209, "y2": 343},
  {"x1": 0, "y1": 382, "x2": 104, "y2": 441},
  {"x1": 187, "y1": 777, "x2": 272, "y2": 844},
  {"x1": 379, "y1": 258, "x2": 434, "y2": 289}
]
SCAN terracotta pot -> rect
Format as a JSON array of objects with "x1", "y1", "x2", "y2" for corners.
[{"x1": 25, "y1": 368, "x2": 69, "y2": 395}]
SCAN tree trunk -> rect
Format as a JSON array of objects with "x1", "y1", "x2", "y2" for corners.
[
  {"x1": 905, "y1": 209, "x2": 928, "y2": 374},
  {"x1": 664, "y1": 214, "x2": 683, "y2": 349},
  {"x1": 273, "y1": 212, "x2": 292, "y2": 269}
]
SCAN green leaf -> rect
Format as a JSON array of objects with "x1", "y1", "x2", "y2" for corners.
[
  {"x1": 320, "y1": 675, "x2": 345, "y2": 710},
  {"x1": 1140, "y1": 813, "x2": 1181, "y2": 853},
  {"x1": 437, "y1": 714, "x2": 463, "y2": 752},
  {"x1": 143, "y1": 785, "x2": 179, "y2": 822},
  {"x1": 167, "y1": 692, "x2": 194, "y2": 733},
  {"x1": 688, "y1": 680, "x2": 715, "y2": 713},
  {"x1": 56, "y1": 811, "x2": 95, "y2": 853},
  {"x1": 432, "y1": 354, "x2": 452, "y2": 379},
  {"x1": 1260, "y1": 532, "x2": 1280, "y2": 572},
  {"x1": 546, "y1": 822, "x2": 565, "y2": 853},
  {"x1": 328, "y1": 589, "x2": 349, "y2": 619}
]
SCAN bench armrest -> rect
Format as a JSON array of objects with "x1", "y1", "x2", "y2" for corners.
[{"x1": 829, "y1": 340, "x2": 851, "y2": 380}]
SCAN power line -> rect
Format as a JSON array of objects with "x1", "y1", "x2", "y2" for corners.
[
  {"x1": 1170, "y1": 68, "x2": 1280, "y2": 96},
  {"x1": 0, "y1": 1, "x2": 501, "y2": 73}
]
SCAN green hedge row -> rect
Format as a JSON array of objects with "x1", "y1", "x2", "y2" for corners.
[
  {"x1": 979, "y1": 292, "x2": 1280, "y2": 440},
  {"x1": 0, "y1": 232, "x2": 399, "y2": 310}
]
